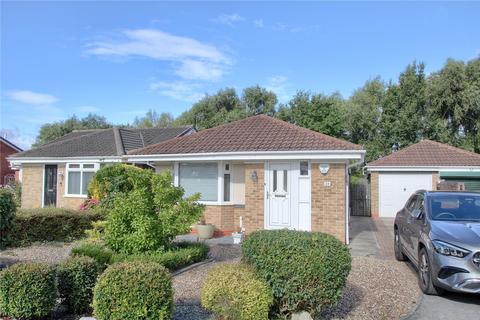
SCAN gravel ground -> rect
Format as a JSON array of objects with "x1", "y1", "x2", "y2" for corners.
[
  {"x1": 173, "y1": 244, "x2": 241, "y2": 320},
  {"x1": 321, "y1": 257, "x2": 420, "y2": 320},
  {"x1": 173, "y1": 249, "x2": 420, "y2": 320},
  {"x1": 0, "y1": 242, "x2": 73, "y2": 266}
]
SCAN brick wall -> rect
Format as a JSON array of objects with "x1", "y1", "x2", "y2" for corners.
[
  {"x1": 21, "y1": 164, "x2": 43, "y2": 209},
  {"x1": 201, "y1": 163, "x2": 264, "y2": 235},
  {"x1": 311, "y1": 163, "x2": 347, "y2": 243},
  {"x1": 1, "y1": 141, "x2": 19, "y2": 185},
  {"x1": 56, "y1": 164, "x2": 84, "y2": 209},
  {"x1": 370, "y1": 172, "x2": 379, "y2": 219},
  {"x1": 432, "y1": 172, "x2": 439, "y2": 190}
]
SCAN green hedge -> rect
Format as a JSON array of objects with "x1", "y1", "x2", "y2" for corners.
[
  {"x1": 0, "y1": 188, "x2": 16, "y2": 248},
  {"x1": 111, "y1": 242, "x2": 209, "y2": 271},
  {"x1": 201, "y1": 263, "x2": 273, "y2": 320},
  {"x1": 72, "y1": 241, "x2": 209, "y2": 272},
  {"x1": 57, "y1": 256, "x2": 101, "y2": 314},
  {"x1": 8, "y1": 208, "x2": 103, "y2": 246},
  {"x1": 0, "y1": 263, "x2": 57, "y2": 319},
  {"x1": 71, "y1": 242, "x2": 114, "y2": 270},
  {"x1": 242, "y1": 230, "x2": 351, "y2": 317},
  {"x1": 93, "y1": 261, "x2": 173, "y2": 320}
]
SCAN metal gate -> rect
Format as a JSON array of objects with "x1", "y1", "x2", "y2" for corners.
[{"x1": 350, "y1": 178, "x2": 371, "y2": 217}]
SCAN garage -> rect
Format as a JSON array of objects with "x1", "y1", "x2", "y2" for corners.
[
  {"x1": 378, "y1": 173, "x2": 433, "y2": 217},
  {"x1": 367, "y1": 140, "x2": 480, "y2": 219}
]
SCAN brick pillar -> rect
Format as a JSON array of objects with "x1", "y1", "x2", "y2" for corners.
[
  {"x1": 370, "y1": 172, "x2": 379, "y2": 219},
  {"x1": 244, "y1": 163, "x2": 264, "y2": 233},
  {"x1": 311, "y1": 163, "x2": 346, "y2": 243}
]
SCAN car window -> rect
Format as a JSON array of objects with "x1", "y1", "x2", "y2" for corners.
[
  {"x1": 429, "y1": 194, "x2": 480, "y2": 222},
  {"x1": 406, "y1": 195, "x2": 418, "y2": 211},
  {"x1": 414, "y1": 195, "x2": 424, "y2": 211}
]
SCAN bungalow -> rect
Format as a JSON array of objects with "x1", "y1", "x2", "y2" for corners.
[
  {"x1": 1, "y1": 136, "x2": 23, "y2": 185},
  {"x1": 8, "y1": 126, "x2": 194, "y2": 209},
  {"x1": 127, "y1": 115, "x2": 365, "y2": 243}
]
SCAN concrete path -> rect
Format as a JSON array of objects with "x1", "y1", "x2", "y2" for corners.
[{"x1": 349, "y1": 216, "x2": 480, "y2": 319}]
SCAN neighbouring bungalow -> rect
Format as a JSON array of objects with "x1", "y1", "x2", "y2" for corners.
[
  {"x1": 1, "y1": 136, "x2": 23, "y2": 185},
  {"x1": 366, "y1": 139, "x2": 480, "y2": 218},
  {"x1": 126, "y1": 115, "x2": 365, "y2": 243},
  {"x1": 7, "y1": 126, "x2": 194, "y2": 209}
]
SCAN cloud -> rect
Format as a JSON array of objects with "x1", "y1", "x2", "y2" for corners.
[
  {"x1": 150, "y1": 81, "x2": 205, "y2": 102},
  {"x1": 266, "y1": 75, "x2": 292, "y2": 103},
  {"x1": 5, "y1": 90, "x2": 57, "y2": 105},
  {"x1": 86, "y1": 29, "x2": 231, "y2": 81},
  {"x1": 213, "y1": 13, "x2": 245, "y2": 26},
  {"x1": 253, "y1": 19, "x2": 264, "y2": 28}
]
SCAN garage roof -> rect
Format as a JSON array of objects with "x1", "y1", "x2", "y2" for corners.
[{"x1": 367, "y1": 140, "x2": 480, "y2": 167}]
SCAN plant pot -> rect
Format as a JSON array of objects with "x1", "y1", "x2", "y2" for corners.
[{"x1": 196, "y1": 224, "x2": 214, "y2": 239}]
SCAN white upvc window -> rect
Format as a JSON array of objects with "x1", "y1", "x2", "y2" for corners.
[
  {"x1": 65, "y1": 163, "x2": 99, "y2": 197},
  {"x1": 178, "y1": 162, "x2": 219, "y2": 202},
  {"x1": 176, "y1": 161, "x2": 234, "y2": 204}
]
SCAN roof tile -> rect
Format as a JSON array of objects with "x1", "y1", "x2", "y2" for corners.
[
  {"x1": 129, "y1": 115, "x2": 362, "y2": 155},
  {"x1": 367, "y1": 140, "x2": 480, "y2": 167}
]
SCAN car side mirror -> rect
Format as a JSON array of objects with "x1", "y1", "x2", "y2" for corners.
[{"x1": 411, "y1": 208, "x2": 423, "y2": 219}]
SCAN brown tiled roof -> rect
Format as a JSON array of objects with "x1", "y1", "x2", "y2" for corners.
[
  {"x1": 129, "y1": 115, "x2": 362, "y2": 155},
  {"x1": 368, "y1": 140, "x2": 480, "y2": 167}
]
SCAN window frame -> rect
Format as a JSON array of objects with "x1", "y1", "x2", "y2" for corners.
[
  {"x1": 174, "y1": 161, "x2": 234, "y2": 205},
  {"x1": 64, "y1": 163, "x2": 99, "y2": 198}
]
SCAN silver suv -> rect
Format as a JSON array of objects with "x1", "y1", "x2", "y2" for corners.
[{"x1": 394, "y1": 191, "x2": 480, "y2": 295}]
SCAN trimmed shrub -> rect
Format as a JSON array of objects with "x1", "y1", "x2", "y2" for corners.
[
  {"x1": 0, "y1": 188, "x2": 16, "y2": 248},
  {"x1": 9, "y1": 208, "x2": 102, "y2": 246},
  {"x1": 93, "y1": 261, "x2": 174, "y2": 320},
  {"x1": 104, "y1": 170, "x2": 203, "y2": 254},
  {"x1": 57, "y1": 256, "x2": 101, "y2": 314},
  {"x1": 111, "y1": 242, "x2": 209, "y2": 271},
  {"x1": 71, "y1": 242, "x2": 113, "y2": 270},
  {"x1": 0, "y1": 263, "x2": 57, "y2": 319},
  {"x1": 201, "y1": 263, "x2": 273, "y2": 320},
  {"x1": 242, "y1": 230, "x2": 351, "y2": 317}
]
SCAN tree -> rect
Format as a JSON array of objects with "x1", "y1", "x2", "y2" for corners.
[
  {"x1": 280, "y1": 91, "x2": 347, "y2": 138},
  {"x1": 34, "y1": 113, "x2": 111, "y2": 146},
  {"x1": 133, "y1": 110, "x2": 174, "y2": 128},
  {"x1": 344, "y1": 77, "x2": 385, "y2": 162},
  {"x1": 428, "y1": 58, "x2": 480, "y2": 152},
  {"x1": 175, "y1": 88, "x2": 245, "y2": 130},
  {"x1": 242, "y1": 85, "x2": 277, "y2": 116}
]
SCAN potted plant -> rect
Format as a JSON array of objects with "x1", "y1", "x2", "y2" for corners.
[{"x1": 196, "y1": 217, "x2": 214, "y2": 239}]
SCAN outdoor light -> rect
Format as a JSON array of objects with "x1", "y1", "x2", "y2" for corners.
[
  {"x1": 319, "y1": 163, "x2": 330, "y2": 175},
  {"x1": 251, "y1": 170, "x2": 258, "y2": 182}
]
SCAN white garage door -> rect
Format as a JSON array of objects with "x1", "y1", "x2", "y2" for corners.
[{"x1": 379, "y1": 173, "x2": 433, "y2": 217}]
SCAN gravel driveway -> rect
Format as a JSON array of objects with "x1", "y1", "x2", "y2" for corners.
[
  {"x1": 0, "y1": 242, "x2": 73, "y2": 266},
  {"x1": 172, "y1": 242, "x2": 419, "y2": 320}
]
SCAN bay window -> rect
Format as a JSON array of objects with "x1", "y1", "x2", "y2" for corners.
[{"x1": 66, "y1": 163, "x2": 98, "y2": 196}]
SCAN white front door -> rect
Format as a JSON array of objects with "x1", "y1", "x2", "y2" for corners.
[
  {"x1": 267, "y1": 162, "x2": 292, "y2": 229},
  {"x1": 379, "y1": 173, "x2": 433, "y2": 217}
]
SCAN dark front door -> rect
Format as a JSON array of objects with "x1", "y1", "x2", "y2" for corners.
[{"x1": 44, "y1": 165, "x2": 57, "y2": 207}]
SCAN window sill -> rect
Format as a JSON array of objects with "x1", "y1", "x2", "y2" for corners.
[{"x1": 64, "y1": 194, "x2": 88, "y2": 198}]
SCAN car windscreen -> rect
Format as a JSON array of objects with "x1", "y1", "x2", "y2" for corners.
[{"x1": 429, "y1": 194, "x2": 480, "y2": 222}]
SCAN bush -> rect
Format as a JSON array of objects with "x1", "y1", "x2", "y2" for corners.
[
  {"x1": 242, "y1": 230, "x2": 351, "y2": 317},
  {"x1": 111, "y1": 242, "x2": 209, "y2": 271},
  {"x1": 93, "y1": 261, "x2": 174, "y2": 320},
  {"x1": 8, "y1": 208, "x2": 102, "y2": 246},
  {"x1": 87, "y1": 164, "x2": 153, "y2": 209},
  {"x1": 57, "y1": 256, "x2": 101, "y2": 314},
  {"x1": 0, "y1": 263, "x2": 57, "y2": 318},
  {"x1": 71, "y1": 242, "x2": 113, "y2": 270},
  {"x1": 0, "y1": 188, "x2": 16, "y2": 248},
  {"x1": 104, "y1": 170, "x2": 203, "y2": 254},
  {"x1": 201, "y1": 263, "x2": 273, "y2": 320}
]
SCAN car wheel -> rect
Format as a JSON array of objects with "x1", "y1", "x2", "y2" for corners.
[
  {"x1": 418, "y1": 247, "x2": 444, "y2": 296},
  {"x1": 394, "y1": 227, "x2": 407, "y2": 261}
]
